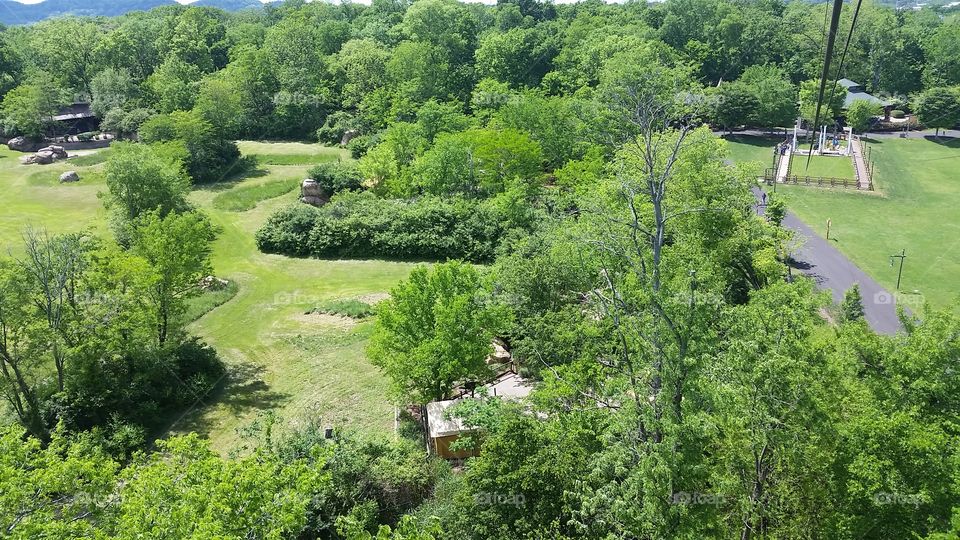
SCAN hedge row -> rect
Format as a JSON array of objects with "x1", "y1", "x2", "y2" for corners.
[{"x1": 255, "y1": 192, "x2": 511, "y2": 262}]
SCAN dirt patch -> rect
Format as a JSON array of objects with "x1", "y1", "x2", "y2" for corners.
[
  {"x1": 355, "y1": 292, "x2": 390, "y2": 305},
  {"x1": 291, "y1": 312, "x2": 357, "y2": 329}
]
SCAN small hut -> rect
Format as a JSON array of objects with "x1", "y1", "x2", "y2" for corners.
[{"x1": 425, "y1": 371, "x2": 534, "y2": 460}]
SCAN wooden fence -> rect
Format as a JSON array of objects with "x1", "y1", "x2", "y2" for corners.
[{"x1": 763, "y1": 170, "x2": 872, "y2": 190}]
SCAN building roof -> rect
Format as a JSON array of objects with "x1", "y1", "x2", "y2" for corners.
[
  {"x1": 426, "y1": 399, "x2": 475, "y2": 438},
  {"x1": 426, "y1": 371, "x2": 534, "y2": 439},
  {"x1": 52, "y1": 102, "x2": 95, "y2": 122},
  {"x1": 837, "y1": 79, "x2": 891, "y2": 108}
]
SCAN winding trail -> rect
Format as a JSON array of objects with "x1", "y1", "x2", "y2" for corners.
[{"x1": 754, "y1": 188, "x2": 904, "y2": 335}]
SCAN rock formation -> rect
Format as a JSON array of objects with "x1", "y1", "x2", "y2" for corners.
[
  {"x1": 59, "y1": 170, "x2": 80, "y2": 183},
  {"x1": 300, "y1": 178, "x2": 328, "y2": 207},
  {"x1": 19, "y1": 145, "x2": 68, "y2": 165}
]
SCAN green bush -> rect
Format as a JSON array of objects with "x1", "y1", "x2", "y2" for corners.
[
  {"x1": 255, "y1": 204, "x2": 322, "y2": 256},
  {"x1": 347, "y1": 134, "x2": 373, "y2": 159},
  {"x1": 140, "y1": 110, "x2": 242, "y2": 183},
  {"x1": 891, "y1": 109, "x2": 905, "y2": 119},
  {"x1": 256, "y1": 192, "x2": 513, "y2": 262},
  {"x1": 309, "y1": 298, "x2": 375, "y2": 319},
  {"x1": 308, "y1": 161, "x2": 363, "y2": 195},
  {"x1": 60, "y1": 338, "x2": 225, "y2": 433}
]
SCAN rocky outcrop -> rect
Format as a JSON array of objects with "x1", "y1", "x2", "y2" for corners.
[
  {"x1": 59, "y1": 170, "x2": 80, "y2": 183},
  {"x1": 38, "y1": 145, "x2": 68, "y2": 159},
  {"x1": 340, "y1": 129, "x2": 359, "y2": 146},
  {"x1": 7, "y1": 136, "x2": 43, "y2": 153},
  {"x1": 300, "y1": 179, "x2": 329, "y2": 207},
  {"x1": 19, "y1": 145, "x2": 68, "y2": 165}
]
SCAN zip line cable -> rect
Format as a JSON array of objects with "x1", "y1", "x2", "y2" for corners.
[{"x1": 805, "y1": 0, "x2": 845, "y2": 171}]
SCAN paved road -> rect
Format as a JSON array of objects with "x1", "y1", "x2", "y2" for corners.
[
  {"x1": 755, "y1": 189, "x2": 905, "y2": 335},
  {"x1": 720, "y1": 127, "x2": 956, "y2": 141}
]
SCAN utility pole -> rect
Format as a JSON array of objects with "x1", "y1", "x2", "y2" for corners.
[{"x1": 890, "y1": 249, "x2": 906, "y2": 290}]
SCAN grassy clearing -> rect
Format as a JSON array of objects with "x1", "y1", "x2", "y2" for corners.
[
  {"x1": 0, "y1": 140, "x2": 412, "y2": 453},
  {"x1": 69, "y1": 148, "x2": 114, "y2": 166},
  {"x1": 776, "y1": 137, "x2": 960, "y2": 309},
  {"x1": 254, "y1": 154, "x2": 343, "y2": 166},
  {"x1": 0, "y1": 147, "x2": 109, "y2": 250},
  {"x1": 212, "y1": 178, "x2": 299, "y2": 211},
  {"x1": 721, "y1": 134, "x2": 780, "y2": 175},
  {"x1": 792, "y1": 154, "x2": 856, "y2": 179}
]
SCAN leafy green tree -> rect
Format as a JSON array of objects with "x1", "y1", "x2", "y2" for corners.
[
  {"x1": 0, "y1": 34, "x2": 23, "y2": 98},
  {"x1": 0, "y1": 78, "x2": 63, "y2": 139},
  {"x1": 840, "y1": 284, "x2": 865, "y2": 323},
  {"x1": 766, "y1": 196, "x2": 787, "y2": 226},
  {"x1": 416, "y1": 99, "x2": 471, "y2": 143},
  {"x1": 90, "y1": 67, "x2": 139, "y2": 117},
  {"x1": 113, "y1": 434, "x2": 328, "y2": 538},
  {"x1": 369, "y1": 262, "x2": 500, "y2": 403},
  {"x1": 739, "y1": 64, "x2": 798, "y2": 130},
  {"x1": 162, "y1": 6, "x2": 229, "y2": 73},
  {"x1": 474, "y1": 26, "x2": 556, "y2": 88},
  {"x1": 103, "y1": 142, "x2": 191, "y2": 240},
  {"x1": 845, "y1": 99, "x2": 881, "y2": 133},
  {"x1": 194, "y1": 75, "x2": 244, "y2": 138},
  {"x1": 97, "y1": 16, "x2": 163, "y2": 81},
  {"x1": 145, "y1": 57, "x2": 203, "y2": 113},
  {"x1": 0, "y1": 425, "x2": 118, "y2": 538},
  {"x1": 799, "y1": 79, "x2": 846, "y2": 124},
  {"x1": 332, "y1": 38, "x2": 392, "y2": 109},
  {"x1": 407, "y1": 127, "x2": 543, "y2": 197},
  {"x1": 131, "y1": 210, "x2": 217, "y2": 345},
  {"x1": 922, "y1": 21, "x2": 960, "y2": 87},
  {"x1": 492, "y1": 92, "x2": 586, "y2": 169},
  {"x1": 712, "y1": 81, "x2": 760, "y2": 133},
  {"x1": 25, "y1": 17, "x2": 103, "y2": 95},
  {"x1": 139, "y1": 110, "x2": 241, "y2": 183},
  {"x1": 916, "y1": 86, "x2": 960, "y2": 136}
]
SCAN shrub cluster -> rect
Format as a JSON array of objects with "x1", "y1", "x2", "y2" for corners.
[
  {"x1": 256, "y1": 192, "x2": 511, "y2": 262},
  {"x1": 308, "y1": 161, "x2": 364, "y2": 196},
  {"x1": 59, "y1": 338, "x2": 225, "y2": 435}
]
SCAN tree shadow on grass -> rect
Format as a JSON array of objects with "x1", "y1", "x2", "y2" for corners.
[
  {"x1": 722, "y1": 134, "x2": 780, "y2": 147},
  {"x1": 165, "y1": 361, "x2": 289, "y2": 440},
  {"x1": 193, "y1": 166, "x2": 271, "y2": 193},
  {"x1": 923, "y1": 135, "x2": 960, "y2": 148}
]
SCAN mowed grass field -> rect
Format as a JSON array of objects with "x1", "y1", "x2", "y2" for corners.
[
  {"x1": 794, "y1": 154, "x2": 856, "y2": 179},
  {"x1": 0, "y1": 141, "x2": 414, "y2": 453},
  {"x1": 726, "y1": 134, "x2": 960, "y2": 309}
]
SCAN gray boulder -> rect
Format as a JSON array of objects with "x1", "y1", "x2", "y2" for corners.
[
  {"x1": 34, "y1": 151, "x2": 56, "y2": 164},
  {"x1": 340, "y1": 129, "x2": 360, "y2": 146},
  {"x1": 59, "y1": 170, "x2": 80, "y2": 183},
  {"x1": 300, "y1": 178, "x2": 328, "y2": 207},
  {"x1": 38, "y1": 145, "x2": 67, "y2": 159},
  {"x1": 8, "y1": 136, "x2": 41, "y2": 152}
]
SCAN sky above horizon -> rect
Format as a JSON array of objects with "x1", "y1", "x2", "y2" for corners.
[{"x1": 9, "y1": 0, "x2": 274, "y2": 3}]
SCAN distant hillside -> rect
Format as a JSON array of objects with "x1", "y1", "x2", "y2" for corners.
[{"x1": 0, "y1": 0, "x2": 268, "y2": 26}]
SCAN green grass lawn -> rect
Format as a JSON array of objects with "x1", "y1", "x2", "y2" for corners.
[
  {"x1": 0, "y1": 148, "x2": 110, "y2": 251},
  {"x1": 792, "y1": 154, "x2": 856, "y2": 180},
  {"x1": 721, "y1": 134, "x2": 780, "y2": 175},
  {"x1": 764, "y1": 137, "x2": 960, "y2": 309},
  {"x1": 0, "y1": 141, "x2": 414, "y2": 453}
]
